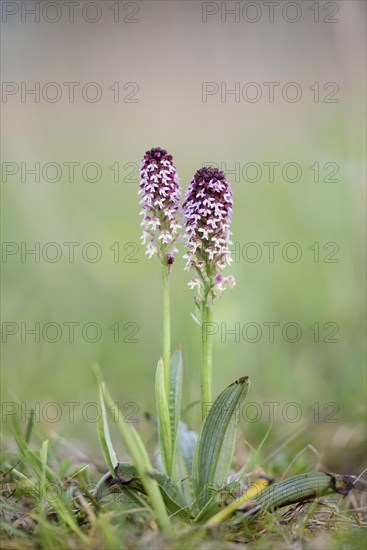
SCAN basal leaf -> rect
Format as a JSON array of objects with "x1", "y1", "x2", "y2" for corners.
[
  {"x1": 94, "y1": 462, "x2": 190, "y2": 519},
  {"x1": 169, "y1": 348, "x2": 183, "y2": 448},
  {"x1": 192, "y1": 376, "x2": 250, "y2": 506},
  {"x1": 172, "y1": 421, "x2": 198, "y2": 504},
  {"x1": 177, "y1": 421, "x2": 198, "y2": 476}
]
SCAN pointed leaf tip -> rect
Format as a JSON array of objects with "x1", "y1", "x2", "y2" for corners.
[{"x1": 229, "y1": 375, "x2": 250, "y2": 386}]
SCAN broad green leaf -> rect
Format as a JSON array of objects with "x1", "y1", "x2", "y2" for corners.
[
  {"x1": 97, "y1": 382, "x2": 118, "y2": 475},
  {"x1": 193, "y1": 495, "x2": 223, "y2": 523},
  {"x1": 167, "y1": 348, "x2": 197, "y2": 505},
  {"x1": 168, "y1": 348, "x2": 186, "y2": 487},
  {"x1": 172, "y1": 421, "x2": 198, "y2": 504},
  {"x1": 93, "y1": 462, "x2": 146, "y2": 501},
  {"x1": 209, "y1": 472, "x2": 353, "y2": 525},
  {"x1": 94, "y1": 462, "x2": 190, "y2": 519},
  {"x1": 145, "y1": 417, "x2": 195, "y2": 506},
  {"x1": 117, "y1": 487, "x2": 150, "y2": 512},
  {"x1": 155, "y1": 358, "x2": 173, "y2": 476},
  {"x1": 151, "y1": 470, "x2": 191, "y2": 518},
  {"x1": 192, "y1": 376, "x2": 250, "y2": 505},
  {"x1": 169, "y1": 348, "x2": 183, "y2": 448},
  {"x1": 177, "y1": 421, "x2": 198, "y2": 476}
]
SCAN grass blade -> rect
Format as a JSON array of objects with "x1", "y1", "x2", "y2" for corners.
[
  {"x1": 24, "y1": 409, "x2": 35, "y2": 444},
  {"x1": 97, "y1": 381, "x2": 118, "y2": 475}
]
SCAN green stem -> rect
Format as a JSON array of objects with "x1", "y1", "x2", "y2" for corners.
[
  {"x1": 162, "y1": 263, "x2": 171, "y2": 399},
  {"x1": 201, "y1": 300, "x2": 213, "y2": 420}
]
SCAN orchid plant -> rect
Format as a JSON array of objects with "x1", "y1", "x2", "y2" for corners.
[
  {"x1": 139, "y1": 147, "x2": 181, "y2": 400},
  {"x1": 183, "y1": 166, "x2": 235, "y2": 417},
  {"x1": 93, "y1": 147, "x2": 352, "y2": 534}
]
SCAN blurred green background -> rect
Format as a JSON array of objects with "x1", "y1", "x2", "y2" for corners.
[{"x1": 1, "y1": 1, "x2": 366, "y2": 474}]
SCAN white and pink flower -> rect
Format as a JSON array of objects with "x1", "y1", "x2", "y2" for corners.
[
  {"x1": 183, "y1": 167, "x2": 235, "y2": 300},
  {"x1": 139, "y1": 147, "x2": 181, "y2": 264}
]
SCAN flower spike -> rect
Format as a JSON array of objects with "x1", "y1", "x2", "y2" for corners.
[
  {"x1": 183, "y1": 166, "x2": 235, "y2": 304},
  {"x1": 139, "y1": 147, "x2": 181, "y2": 265}
]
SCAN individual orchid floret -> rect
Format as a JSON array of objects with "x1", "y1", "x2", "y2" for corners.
[
  {"x1": 183, "y1": 166, "x2": 235, "y2": 302},
  {"x1": 139, "y1": 147, "x2": 181, "y2": 265}
]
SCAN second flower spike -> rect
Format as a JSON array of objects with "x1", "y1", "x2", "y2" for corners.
[{"x1": 183, "y1": 166, "x2": 235, "y2": 304}]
